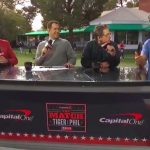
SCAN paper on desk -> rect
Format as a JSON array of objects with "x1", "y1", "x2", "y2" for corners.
[
  {"x1": 33, "y1": 66, "x2": 69, "y2": 71},
  {"x1": 19, "y1": 66, "x2": 68, "y2": 71}
]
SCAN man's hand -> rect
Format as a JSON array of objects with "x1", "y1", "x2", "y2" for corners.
[
  {"x1": 135, "y1": 52, "x2": 146, "y2": 67},
  {"x1": 135, "y1": 67, "x2": 147, "y2": 80},
  {"x1": 64, "y1": 63, "x2": 74, "y2": 68},
  {"x1": 106, "y1": 45, "x2": 116, "y2": 56},
  {"x1": 0, "y1": 56, "x2": 8, "y2": 64},
  {"x1": 41, "y1": 47, "x2": 48, "y2": 56}
]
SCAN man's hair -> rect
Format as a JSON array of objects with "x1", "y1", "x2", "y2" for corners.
[
  {"x1": 47, "y1": 20, "x2": 60, "y2": 29},
  {"x1": 93, "y1": 24, "x2": 108, "y2": 39}
]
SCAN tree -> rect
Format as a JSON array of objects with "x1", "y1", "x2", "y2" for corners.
[
  {"x1": 0, "y1": 0, "x2": 27, "y2": 10},
  {"x1": 0, "y1": 8, "x2": 31, "y2": 40},
  {"x1": 118, "y1": 0, "x2": 139, "y2": 7},
  {"x1": 104, "y1": 0, "x2": 139, "y2": 10},
  {"x1": 104, "y1": 0, "x2": 118, "y2": 10},
  {"x1": 30, "y1": 0, "x2": 108, "y2": 42},
  {"x1": 127, "y1": 0, "x2": 139, "y2": 8},
  {"x1": 21, "y1": 6, "x2": 37, "y2": 26},
  {"x1": 0, "y1": 0, "x2": 35, "y2": 40}
]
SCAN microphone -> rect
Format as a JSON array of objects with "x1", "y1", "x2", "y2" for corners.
[
  {"x1": 45, "y1": 39, "x2": 53, "y2": 49},
  {"x1": 42, "y1": 39, "x2": 53, "y2": 55},
  {"x1": 102, "y1": 43, "x2": 115, "y2": 52},
  {"x1": 102, "y1": 43, "x2": 110, "y2": 49}
]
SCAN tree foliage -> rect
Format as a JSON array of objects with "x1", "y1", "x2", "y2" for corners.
[
  {"x1": 0, "y1": 0, "x2": 26, "y2": 10},
  {"x1": 118, "y1": 0, "x2": 139, "y2": 7},
  {"x1": 30, "y1": 0, "x2": 108, "y2": 29},
  {"x1": 30, "y1": 0, "x2": 109, "y2": 42},
  {"x1": 104, "y1": 0, "x2": 118, "y2": 10},
  {"x1": 0, "y1": 0, "x2": 33, "y2": 40},
  {"x1": 0, "y1": 9, "x2": 31, "y2": 40},
  {"x1": 103, "y1": 0, "x2": 139, "y2": 10},
  {"x1": 21, "y1": 6, "x2": 37, "y2": 25},
  {"x1": 0, "y1": 0, "x2": 31, "y2": 40},
  {"x1": 127, "y1": 0, "x2": 139, "y2": 8}
]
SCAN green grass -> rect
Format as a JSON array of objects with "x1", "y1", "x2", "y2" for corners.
[
  {"x1": 15, "y1": 49, "x2": 136, "y2": 67},
  {"x1": 76, "y1": 51, "x2": 136, "y2": 67},
  {"x1": 15, "y1": 49, "x2": 36, "y2": 66},
  {"x1": 119, "y1": 52, "x2": 136, "y2": 67}
]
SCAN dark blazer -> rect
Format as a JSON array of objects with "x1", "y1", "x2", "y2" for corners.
[{"x1": 81, "y1": 40, "x2": 120, "y2": 68}]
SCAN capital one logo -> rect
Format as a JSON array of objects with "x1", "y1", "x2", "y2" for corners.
[
  {"x1": 99, "y1": 113, "x2": 144, "y2": 126},
  {"x1": 0, "y1": 109, "x2": 34, "y2": 122}
]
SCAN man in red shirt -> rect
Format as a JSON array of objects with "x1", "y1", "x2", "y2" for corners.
[{"x1": 0, "y1": 39, "x2": 18, "y2": 66}]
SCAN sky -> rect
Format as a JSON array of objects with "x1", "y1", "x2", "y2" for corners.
[
  {"x1": 32, "y1": 13, "x2": 43, "y2": 31},
  {"x1": 16, "y1": 1, "x2": 43, "y2": 31}
]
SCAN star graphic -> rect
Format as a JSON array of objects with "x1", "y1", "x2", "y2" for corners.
[
  {"x1": 98, "y1": 136, "x2": 103, "y2": 141},
  {"x1": 142, "y1": 138, "x2": 147, "y2": 142},
  {"x1": 1, "y1": 132, "x2": 5, "y2": 135},
  {"x1": 16, "y1": 133, "x2": 20, "y2": 136},
  {"x1": 40, "y1": 134, "x2": 44, "y2": 138},
  {"x1": 124, "y1": 137, "x2": 129, "y2": 142},
  {"x1": 32, "y1": 134, "x2": 36, "y2": 137},
  {"x1": 8, "y1": 132, "x2": 13, "y2": 136},
  {"x1": 116, "y1": 137, "x2": 120, "y2": 141},
  {"x1": 107, "y1": 137, "x2": 111, "y2": 141},
  {"x1": 24, "y1": 133, "x2": 28, "y2": 137},
  {"x1": 56, "y1": 135, "x2": 60, "y2": 139},
  {"x1": 81, "y1": 135, "x2": 86, "y2": 140},
  {"x1": 90, "y1": 136, "x2": 94, "y2": 140},
  {"x1": 48, "y1": 135, "x2": 52, "y2": 139},
  {"x1": 73, "y1": 136, "x2": 77, "y2": 140},
  {"x1": 64, "y1": 135, "x2": 69, "y2": 139},
  {"x1": 133, "y1": 138, "x2": 138, "y2": 142}
]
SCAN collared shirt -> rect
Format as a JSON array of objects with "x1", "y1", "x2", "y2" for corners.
[{"x1": 48, "y1": 38, "x2": 55, "y2": 45}]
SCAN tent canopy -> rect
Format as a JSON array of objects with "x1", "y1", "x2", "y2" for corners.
[
  {"x1": 108, "y1": 24, "x2": 150, "y2": 31},
  {"x1": 25, "y1": 30, "x2": 48, "y2": 36},
  {"x1": 25, "y1": 26, "x2": 95, "y2": 36},
  {"x1": 25, "y1": 24, "x2": 150, "y2": 36}
]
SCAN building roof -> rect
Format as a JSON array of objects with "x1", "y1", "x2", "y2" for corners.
[{"x1": 90, "y1": 7, "x2": 150, "y2": 25}]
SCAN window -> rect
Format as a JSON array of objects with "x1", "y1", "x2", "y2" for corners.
[
  {"x1": 127, "y1": 31, "x2": 138, "y2": 44},
  {"x1": 114, "y1": 31, "x2": 138, "y2": 44}
]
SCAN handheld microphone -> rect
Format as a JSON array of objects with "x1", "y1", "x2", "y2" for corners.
[
  {"x1": 102, "y1": 43, "x2": 111, "y2": 49},
  {"x1": 42, "y1": 40, "x2": 53, "y2": 56},
  {"x1": 102, "y1": 43, "x2": 115, "y2": 52},
  {"x1": 45, "y1": 39, "x2": 53, "y2": 49}
]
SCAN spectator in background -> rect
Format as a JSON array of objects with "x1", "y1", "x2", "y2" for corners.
[
  {"x1": 18, "y1": 41, "x2": 23, "y2": 54},
  {"x1": 35, "y1": 20, "x2": 76, "y2": 67},
  {"x1": 81, "y1": 24, "x2": 120, "y2": 73},
  {"x1": 28, "y1": 42, "x2": 32, "y2": 54},
  {"x1": 73, "y1": 42, "x2": 77, "y2": 51},
  {"x1": 119, "y1": 41, "x2": 125, "y2": 59},
  {"x1": 0, "y1": 39, "x2": 18, "y2": 67}
]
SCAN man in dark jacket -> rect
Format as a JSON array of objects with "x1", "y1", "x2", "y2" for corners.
[{"x1": 81, "y1": 25, "x2": 120, "y2": 72}]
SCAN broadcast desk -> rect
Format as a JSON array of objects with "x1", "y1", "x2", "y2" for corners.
[{"x1": 0, "y1": 66, "x2": 150, "y2": 149}]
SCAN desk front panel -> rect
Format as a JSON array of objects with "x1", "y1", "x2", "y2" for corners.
[{"x1": 0, "y1": 88, "x2": 150, "y2": 146}]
